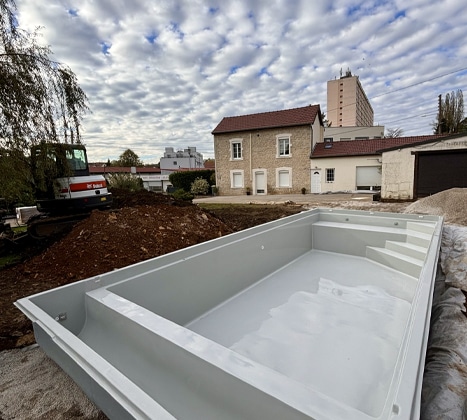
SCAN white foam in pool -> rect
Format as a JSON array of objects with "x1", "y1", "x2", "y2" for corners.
[{"x1": 187, "y1": 250, "x2": 413, "y2": 417}]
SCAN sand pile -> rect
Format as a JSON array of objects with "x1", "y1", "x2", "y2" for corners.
[{"x1": 405, "y1": 188, "x2": 467, "y2": 226}]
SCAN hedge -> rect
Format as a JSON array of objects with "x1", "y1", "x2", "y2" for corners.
[{"x1": 169, "y1": 170, "x2": 215, "y2": 192}]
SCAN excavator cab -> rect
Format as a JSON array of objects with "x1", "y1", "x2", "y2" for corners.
[{"x1": 31, "y1": 142, "x2": 112, "y2": 214}]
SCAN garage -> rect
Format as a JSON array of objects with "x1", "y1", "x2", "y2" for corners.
[
  {"x1": 356, "y1": 166, "x2": 381, "y2": 190},
  {"x1": 415, "y1": 149, "x2": 467, "y2": 198}
]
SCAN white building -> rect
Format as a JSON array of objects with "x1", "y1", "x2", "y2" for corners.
[
  {"x1": 160, "y1": 147, "x2": 204, "y2": 175},
  {"x1": 323, "y1": 126, "x2": 385, "y2": 142}
]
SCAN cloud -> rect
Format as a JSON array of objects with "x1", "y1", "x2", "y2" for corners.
[{"x1": 15, "y1": 0, "x2": 467, "y2": 162}]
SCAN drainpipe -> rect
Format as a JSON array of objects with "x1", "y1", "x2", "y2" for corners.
[
  {"x1": 250, "y1": 133, "x2": 252, "y2": 189},
  {"x1": 213, "y1": 139, "x2": 218, "y2": 187}
]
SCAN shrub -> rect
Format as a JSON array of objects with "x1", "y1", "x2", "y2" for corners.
[
  {"x1": 190, "y1": 177, "x2": 210, "y2": 195},
  {"x1": 172, "y1": 189, "x2": 194, "y2": 201},
  {"x1": 107, "y1": 173, "x2": 143, "y2": 191},
  {"x1": 169, "y1": 170, "x2": 215, "y2": 191}
]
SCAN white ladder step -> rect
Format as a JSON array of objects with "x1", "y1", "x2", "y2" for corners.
[
  {"x1": 312, "y1": 220, "x2": 403, "y2": 234},
  {"x1": 406, "y1": 230, "x2": 432, "y2": 248},
  {"x1": 385, "y1": 241, "x2": 428, "y2": 261},
  {"x1": 366, "y1": 246, "x2": 424, "y2": 278},
  {"x1": 407, "y1": 221, "x2": 436, "y2": 235}
]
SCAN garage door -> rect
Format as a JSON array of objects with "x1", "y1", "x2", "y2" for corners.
[
  {"x1": 416, "y1": 150, "x2": 467, "y2": 197},
  {"x1": 356, "y1": 166, "x2": 381, "y2": 190}
]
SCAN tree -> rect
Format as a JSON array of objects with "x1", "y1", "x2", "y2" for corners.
[
  {"x1": 321, "y1": 112, "x2": 332, "y2": 127},
  {"x1": 385, "y1": 127, "x2": 404, "y2": 138},
  {"x1": 1, "y1": 0, "x2": 88, "y2": 149},
  {"x1": 0, "y1": 0, "x2": 88, "y2": 203},
  {"x1": 434, "y1": 90, "x2": 465, "y2": 134},
  {"x1": 117, "y1": 149, "x2": 143, "y2": 167},
  {"x1": 0, "y1": 148, "x2": 34, "y2": 207}
]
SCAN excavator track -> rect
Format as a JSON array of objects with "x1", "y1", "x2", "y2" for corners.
[{"x1": 27, "y1": 213, "x2": 91, "y2": 239}]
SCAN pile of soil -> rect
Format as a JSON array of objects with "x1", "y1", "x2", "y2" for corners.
[{"x1": 0, "y1": 189, "x2": 303, "y2": 351}]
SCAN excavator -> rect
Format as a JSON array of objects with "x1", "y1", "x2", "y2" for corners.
[{"x1": 26, "y1": 142, "x2": 112, "y2": 238}]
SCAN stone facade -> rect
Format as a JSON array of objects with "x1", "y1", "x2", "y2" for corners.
[{"x1": 214, "y1": 120, "x2": 322, "y2": 195}]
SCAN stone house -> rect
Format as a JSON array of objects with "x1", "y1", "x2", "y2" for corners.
[{"x1": 212, "y1": 105, "x2": 323, "y2": 195}]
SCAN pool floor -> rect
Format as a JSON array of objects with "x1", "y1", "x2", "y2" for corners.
[{"x1": 186, "y1": 250, "x2": 416, "y2": 417}]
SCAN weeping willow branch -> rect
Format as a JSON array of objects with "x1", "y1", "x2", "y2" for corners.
[{"x1": 0, "y1": 0, "x2": 89, "y2": 153}]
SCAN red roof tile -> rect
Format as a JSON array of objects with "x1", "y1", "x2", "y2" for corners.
[
  {"x1": 89, "y1": 166, "x2": 161, "y2": 174},
  {"x1": 212, "y1": 105, "x2": 322, "y2": 134},
  {"x1": 311, "y1": 134, "x2": 449, "y2": 158}
]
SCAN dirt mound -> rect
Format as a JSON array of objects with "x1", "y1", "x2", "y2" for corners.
[
  {"x1": 405, "y1": 188, "x2": 467, "y2": 225},
  {"x1": 110, "y1": 188, "x2": 188, "y2": 208},
  {"x1": 21, "y1": 204, "x2": 232, "y2": 282}
]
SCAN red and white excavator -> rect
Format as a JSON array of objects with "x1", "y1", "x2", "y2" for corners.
[{"x1": 27, "y1": 142, "x2": 112, "y2": 238}]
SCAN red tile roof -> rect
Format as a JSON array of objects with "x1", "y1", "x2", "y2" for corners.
[
  {"x1": 89, "y1": 166, "x2": 161, "y2": 174},
  {"x1": 212, "y1": 104, "x2": 322, "y2": 134},
  {"x1": 311, "y1": 134, "x2": 449, "y2": 158},
  {"x1": 204, "y1": 160, "x2": 215, "y2": 169}
]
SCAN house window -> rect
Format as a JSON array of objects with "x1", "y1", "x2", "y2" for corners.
[
  {"x1": 173, "y1": 161, "x2": 177, "y2": 165},
  {"x1": 232, "y1": 142, "x2": 242, "y2": 159},
  {"x1": 276, "y1": 134, "x2": 291, "y2": 157},
  {"x1": 230, "y1": 170, "x2": 244, "y2": 188},
  {"x1": 326, "y1": 168, "x2": 335, "y2": 183},
  {"x1": 276, "y1": 167, "x2": 292, "y2": 188},
  {"x1": 230, "y1": 138, "x2": 243, "y2": 160},
  {"x1": 324, "y1": 138, "x2": 333, "y2": 149}
]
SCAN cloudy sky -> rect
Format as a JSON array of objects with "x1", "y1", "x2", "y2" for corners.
[{"x1": 16, "y1": 0, "x2": 467, "y2": 164}]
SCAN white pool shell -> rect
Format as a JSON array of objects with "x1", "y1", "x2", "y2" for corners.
[{"x1": 16, "y1": 208, "x2": 443, "y2": 420}]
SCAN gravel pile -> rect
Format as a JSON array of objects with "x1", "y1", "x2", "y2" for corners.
[{"x1": 405, "y1": 188, "x2": 467, "y2": 226}]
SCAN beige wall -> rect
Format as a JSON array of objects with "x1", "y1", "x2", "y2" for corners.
[
  {"x1": 380, "y1": 148, "x2": 415, "y2": 200},
  {"x1": 381, "y1": 136, "x2": 467, "y2": 200},
  {"x1": 214, "y1": 119, "x2": 322, "y2": 195},
  {"x1": 323, "y1": 126, "x2": 384, "y2": 141},
  {"x1": 310, "y1": 156, "x2": 381, "y2": 192}
]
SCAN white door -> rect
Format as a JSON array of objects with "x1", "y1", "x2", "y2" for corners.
[
  {"x1": 311, "y1": 170, "x2": 321, "y2": 193},
  {"x1": 254, "y1": 170, "x2": 267, "y2": 195}
]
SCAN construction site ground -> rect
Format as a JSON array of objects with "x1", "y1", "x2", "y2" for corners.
[{"x1": 1, "y1": 188, "x2": 466, "y2": 419}]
